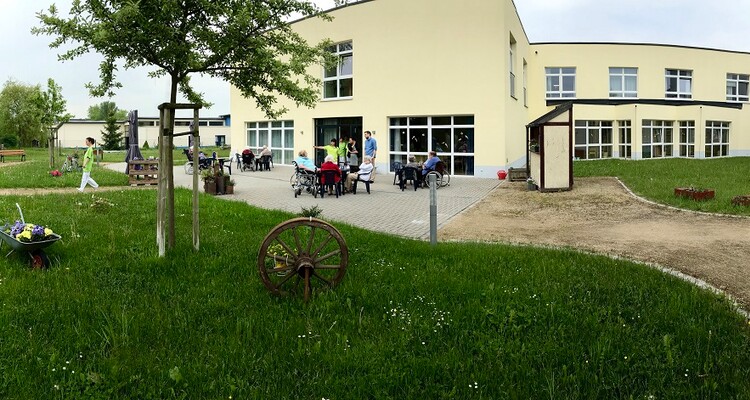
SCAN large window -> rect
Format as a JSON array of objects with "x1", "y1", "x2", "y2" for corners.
[
  {"x1": 246, "y1": 120, "x2": 295, "y2": 164},
  {"x1": 726, "y1": 73, "x2": 749, "y2": 102},
  {"x1": 545, "y1": 67, "x2": 576, "y2": 99},
  {"x1": 641, "y1": 120, "x2": 673, "y2": 158},
  {"x1": 609, "y1": 67, "x2": 637, "y2": 98},
  {"x1": 522, "y1": 60, "x2": 528, "y2": 106},
  {"x1": 323, "y1": 41, "x2": 353, "y2": 99},
  {"x1": 618, "y1": 120, "x2": 632, "y2": 159},
  {"x1": 509, "y1": 34, "x2": 516, "y2": 99},
  {"x1": 574, "y1": 120, "x2": 613, "y2": 159},
  {"x1": 678, "y1": 121, "x2": 695, "y2": 158},
  {"x1": 705, "y1": 121, "x2": 730, "y2": 157},
  {"x1": 389, "y1": 115, "x2": 475, "y2": 176},
  {"x1": 665, "y1": 69, "x2": 692, "y2": 99}
]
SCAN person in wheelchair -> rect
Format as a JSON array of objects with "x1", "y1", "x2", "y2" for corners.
[
  {"x1": 295, "y1": 150, "x2": 317, "y2": 172},
  {"x1": 241, "y1": 147, "x2": 255, "y2": 171},
  {"x1": 421, "y1": 151, "x2": 441, "y2": 176}
]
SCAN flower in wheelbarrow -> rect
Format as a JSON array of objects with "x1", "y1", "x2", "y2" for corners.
[{"x1": 7, "y1": 221, "x2": 55, "y2": 242}]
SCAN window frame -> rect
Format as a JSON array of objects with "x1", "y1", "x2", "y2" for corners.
[
  {"x1": 726, "y1": 73, "x2": 749, "y2": 102},
  {"x1": 705, "y1": 121, "x2": 730, "y2": 158},
  {"x1": 665, "y1": 69, "x2": 692, "y2": 99},
  {"x1": 545, "y1": 67, "x2": 576, "y2": 99},
  {"x1": 245, "y1": 120, "x2": 295, "y2": 164},
  {"x1": 609, "y1": 67, "x2": 638, "y2": 98},
  {"x1": 678, "y1": 121, "x2": 695, "y2": 158},
  {"x1": 641, "y1": 120, "x2": 674, "y2": 159},
  {"x1": 574, "y1": 120, "x2": 613, "y2": 160},
  {"x1": 322, "y1": 41, "x2": 353, "y2": 100},
  {"x1": 618, "y1": 120, "x2": 632, "y2": 159}
]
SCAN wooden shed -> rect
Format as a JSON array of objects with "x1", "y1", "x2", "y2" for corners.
[{"x1": 526, "y1": 102, "x2": 573, "y2": 192}]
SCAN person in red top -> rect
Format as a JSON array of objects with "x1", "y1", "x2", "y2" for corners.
[{"x1": 319, "y1": 155, "x2": 342, "y2": 195}]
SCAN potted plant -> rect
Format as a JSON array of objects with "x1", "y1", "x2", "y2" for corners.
[
  {"x1": 225, "y1": 178, "x2": 235, "y2": 195},
  {"x1": 201, "y1": 169, "x2": 217, "y2": 194},
  {"x1": 526, "y1": 177, "x2": 537, "y2": 191}
]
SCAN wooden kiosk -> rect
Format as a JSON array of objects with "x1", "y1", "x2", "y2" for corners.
[{"x1": 526, "y1": 102, "x2": 573, "y2": 192}]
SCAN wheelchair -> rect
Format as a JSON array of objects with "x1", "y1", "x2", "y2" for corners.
[
  {"x1": 424, "y1": 161, "x2": 451, "y2": 189},
  {"x1": 183, "y1": 148, "x2": 213, "y2": 174},
  {"x1": 290, "y1": 161, "x2": 320, "y2": 198},
  {"x1": 240, "y1": 152, "x2": 255, "y2": 171}
]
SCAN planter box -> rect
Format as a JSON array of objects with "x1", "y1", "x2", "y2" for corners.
[
  {"x1": 204, "y1": 181, "x2": 217, "y2": 195},
  {"x1": 225, "y1": 185, "x2": 234, "y2": 195},
  {"x1": 674, "y1": 187, "x2": 715, "y2": 201},
  {"x1": 732, "y1": 195, "x2": 750, "y2": 206}
]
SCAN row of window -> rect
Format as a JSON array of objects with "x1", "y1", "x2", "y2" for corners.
[
  {"x1": 546, "y1": 67, "x2": 749, "y2": 102},
  {"x1": 245, "y1": 121, "x2": 295, "y2": 164},
  {"x1": 574, "y1": 120, "x2": 730, "y2": 160}
]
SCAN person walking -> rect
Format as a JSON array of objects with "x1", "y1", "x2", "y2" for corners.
[{"x1": 78, "y1": 137, "x2": 99, "y2": 192}]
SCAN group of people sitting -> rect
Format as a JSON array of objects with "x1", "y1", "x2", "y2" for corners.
[
  {"x1": 399, "y1": 151, "x2": 441, "y2": 187},
  {"x1": 241, "y1": 145, "x2": 273, "y2": 170},
  {"x1": 295, "y1": 150, "x2": 373, "y2": 194}
]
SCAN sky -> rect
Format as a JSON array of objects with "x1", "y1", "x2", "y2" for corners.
[{"x1": 2, "y1": 0, "x2": 750, "y2": 119}]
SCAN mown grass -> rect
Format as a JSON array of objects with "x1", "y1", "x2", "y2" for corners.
[
  {"x1": 574, "y1": 157, "x2": 750, "y2": 215},
  {"x1": 0, "y1": 190, "x2": 749, "y2": 399}
]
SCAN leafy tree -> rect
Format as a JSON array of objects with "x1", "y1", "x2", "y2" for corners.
[
  {"x1": 0, "y1": 80, "x2": 43, "y2": 147},
  {"x1": 100, "y1": 111, "x2": 123, "y2": 150},
  {"x1": 34, "y1": 0, "x2": 335, "y2": 255},
  {"x1": 88, "y1": 101, "x2": 127, "y2": 121},
  {"x1": 38, "y1": 78, "x2": 73, "y2": 167}
]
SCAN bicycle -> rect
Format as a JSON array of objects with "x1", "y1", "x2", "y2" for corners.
[{"x1": 61, "y1": 155, "x2": 82, "y2": 173}]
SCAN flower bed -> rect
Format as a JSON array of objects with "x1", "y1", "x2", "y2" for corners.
[
  {"x1": 674, "y1": 187, "x2": 715, "y2": 201},
  {"x1": 731, "y1": 195, "x2": 750, "y2": 207}
]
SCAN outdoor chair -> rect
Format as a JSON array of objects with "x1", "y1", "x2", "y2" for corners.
[
  {"x1": 392, "y1": 161, "x2": 403, "y2": 186},
  {"x1": 400, "y1": 166, "x2": 420, "y2": 191},
  {"x1": 319, "y1": 170, "x2": 341, "y2": 198}
]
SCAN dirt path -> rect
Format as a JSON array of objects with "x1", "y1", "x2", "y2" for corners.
[{"x1": 439, "y1": 177, "x2": 750, "y2": 309}]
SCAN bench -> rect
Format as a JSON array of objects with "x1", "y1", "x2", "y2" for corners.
[{"x1": 0, "y1": 149, "x2": 26, "y2": 163}]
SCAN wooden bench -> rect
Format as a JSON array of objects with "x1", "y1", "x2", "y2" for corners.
[
  {"x1": 0, "y1": 149, "x2": 26, "y2": 163},
  {"x1": 128, "y1": 160, "x2": 159, "y2": 185}
]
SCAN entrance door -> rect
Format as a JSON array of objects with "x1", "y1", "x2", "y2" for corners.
[{"x1": 314, "y1": 117, "x2": 362, "y2": 165}]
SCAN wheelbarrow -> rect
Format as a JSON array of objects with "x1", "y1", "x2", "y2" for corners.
[{"x1": 0, "y1": 203, "x2": 61, "y2": 269}]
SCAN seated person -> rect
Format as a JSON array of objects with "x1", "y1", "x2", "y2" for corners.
[
  {"x1": 405, "y1": 155, "x2": 420, "y2": 169},
  {"x1": 319, "y1": 155, "x2": 342, "y2": 193},
  {"x1": 242, "y1": 146, "x2": 254, "y2": 157},
  {"x1": 259, "y1": 145, "x2": 272, "y2": 157},
  {"x1": 295, "y1": 150, "x2": 317, "y2": 172},
  {"x1": 345, "y1": 156, "x2": 373, "y2": 192},
  {"x1": 421, "y1": 151, "x2": 440, "y2": 176}
]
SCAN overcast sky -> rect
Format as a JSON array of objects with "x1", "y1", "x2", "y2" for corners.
[{"x1": 2, "y1": 0, "x2": 749, "y2": 119}]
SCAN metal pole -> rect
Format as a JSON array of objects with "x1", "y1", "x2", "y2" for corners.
[{"x1": 429, "y1": 174, "x2": 437, "y2": 246}]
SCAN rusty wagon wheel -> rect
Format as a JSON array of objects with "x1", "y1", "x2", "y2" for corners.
[{"x1": 257, "y1": 217, "x2": 348, "y2": 301}]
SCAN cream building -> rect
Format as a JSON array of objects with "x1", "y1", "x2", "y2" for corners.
[
  {"x1": 229, "y1": 0, "x2": 750, "y2": 178},
  {"x1": 56, "y1": 116, "x2": 231, "y2": 149}
]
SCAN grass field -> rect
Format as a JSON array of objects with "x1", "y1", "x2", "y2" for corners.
[{"x1": 0, "y1": 150, "x2": 748, "y2": 398}]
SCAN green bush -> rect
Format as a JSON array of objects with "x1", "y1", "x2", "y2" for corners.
[
  {"x1": 1, "y1": 133, "x2": 19, "y2": 148},
  {"x1": 142, "y1": 140, "x2": 150, "y2": 149}
]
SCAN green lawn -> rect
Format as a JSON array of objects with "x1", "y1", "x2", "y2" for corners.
[
  {"x1": 0, "y1": 190, "x2": 749, "y2": 399},
  {"x1": 574, "y1": 157, "x2": 750, "y2": 215}
]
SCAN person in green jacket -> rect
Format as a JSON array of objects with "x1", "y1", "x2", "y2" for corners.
[
  {"x1": 338, "y1": 135, "x2": 348, "y2": 166},
  {"x1": 78, "y1": 137, "x2": 99, "y2": 192}
]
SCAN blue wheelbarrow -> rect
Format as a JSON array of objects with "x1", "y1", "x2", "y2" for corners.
[{"x1": 0, "y1": 204, "x2": 61, "y2": 269}]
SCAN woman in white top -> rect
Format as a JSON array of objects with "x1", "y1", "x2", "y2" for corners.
[{"x1": 345, "y1": 156, "x2": 373, "y2": 192}]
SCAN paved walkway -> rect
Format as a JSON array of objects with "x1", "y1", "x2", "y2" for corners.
[{"x1": 110, "y1": 162, "x2": 501, "y2": 239}]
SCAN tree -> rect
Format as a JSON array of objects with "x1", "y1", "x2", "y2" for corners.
[
  {"x1": 0, "y1": 80, "x2": 43, "y2": 147},
  {"x1": 101, "y1": 111, "x2": 123, "y2": 150},
  {"x1": 38, "y1": 78, "x2": 73, "y2": 167},
  {"x1": 34, "y1": 0, "x2": 335, "y2": 256},
  {"x1": 88, "y1": 101, "x2": 127, "y2": 121}
]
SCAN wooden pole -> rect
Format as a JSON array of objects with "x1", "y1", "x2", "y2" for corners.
[
  {"x1": 156, "y1": 110, "x2": 165, "y2": 256},
  {"x1": 192, "y1": 108, "x2": 200, "y2": 251},
  {"x1": 166, "y1": 107, "x2": 176, "y2": 249}
]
